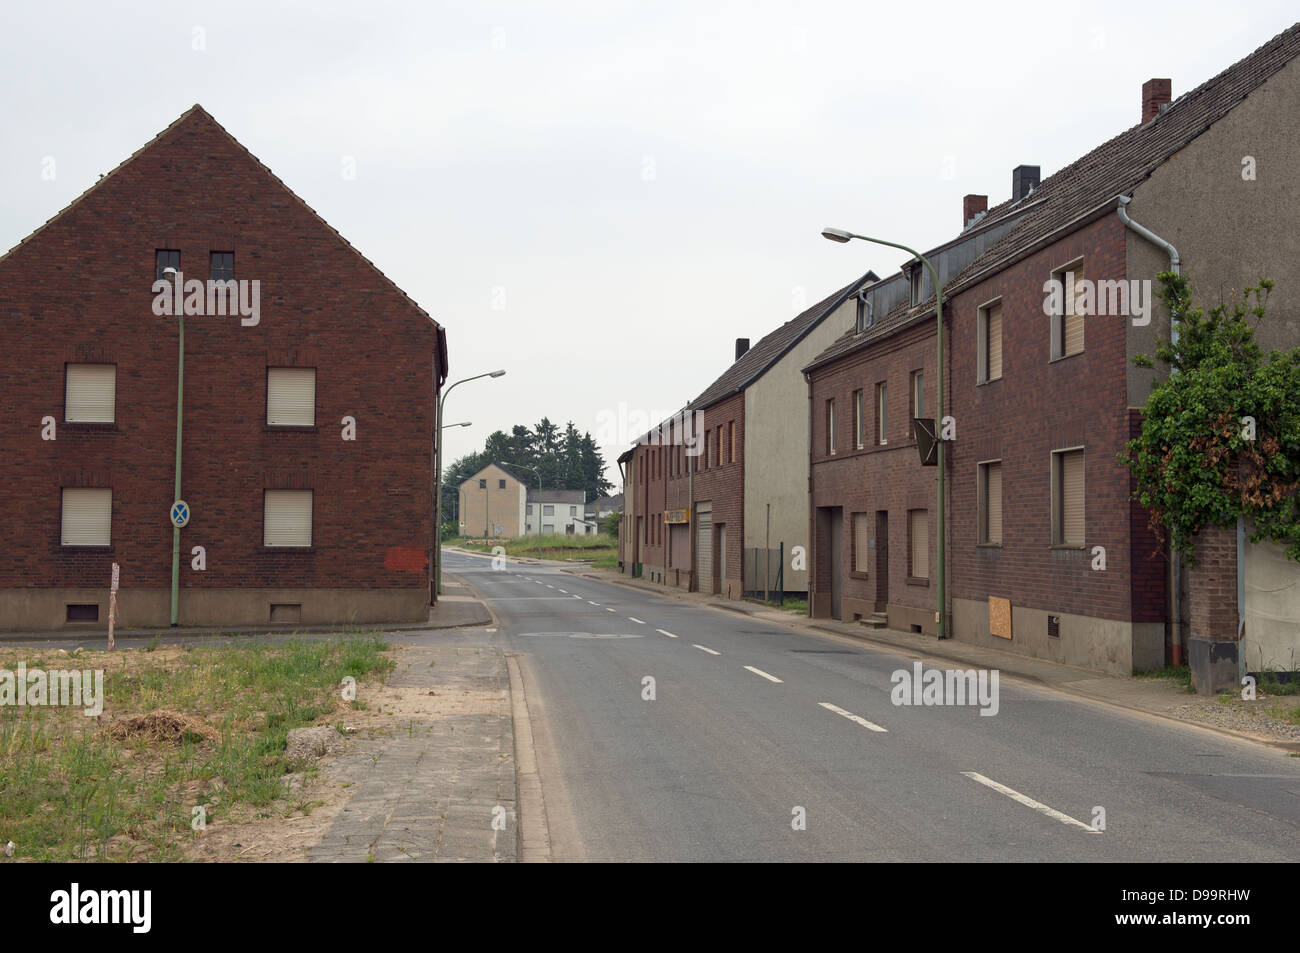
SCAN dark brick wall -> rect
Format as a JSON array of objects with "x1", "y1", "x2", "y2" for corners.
[
  {"x1": 1186, "y1": 523, "x2": 1239, "y2": 641},
  {"x1": 809, "y1": 321, "x2": 938, "y2": 618},
  {"x1": 0, "y1": 108, "x2": 440, "y2": 596},
  {"x1": 686, "y1": 393, "x2": 745, "y2": 595},
  {"x1": 947, "y1": 214, "x2": 1157, "y2": 624}
]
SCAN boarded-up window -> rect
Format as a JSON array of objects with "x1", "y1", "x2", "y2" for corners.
[
  {"x1": 827, "y1": 398, "x2": 836, "y2": 454},
  {"x1": 979, "y1": 461, "x2": 1002, "y2": 544},
  {"x1": 65, "y1": 364, "x2": 117, "y2": 423},
  {"x1": 267, "y1": 367, "x2": 316, "y2": 426},
  {"x1": 61, "y1": 488, "x2": 112, "y2": 546},
  {"x1": 1053, "y1": 449, "x2": 1085, "y2": 546},
  {"x1": 909, "y1": 509, "x2": 929, "y2": 579},
  {"x1": 852, "y1": 512, "x2": 870, "y2": 573},
  {"x1": 264, "y1": 489, "x2": 313, "y2": 547},
  {"x1": 909, "y1": 370, "x2": 924, "y2": 437}
]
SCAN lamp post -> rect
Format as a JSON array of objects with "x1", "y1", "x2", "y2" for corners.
[
  {"x1": 435, "y1": 370, "x2": 505, "y2": 598},
  {"x1": 822, "y1": 227, "x2": 948, "y2": 640}
]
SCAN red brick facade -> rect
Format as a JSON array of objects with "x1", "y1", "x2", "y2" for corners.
[
  {"x1": 1186, "y1": 523, "x2": 1239, "y2": 642},
  {"x1": 0, "y1": 107, "x2": 442, "y2": 628}
]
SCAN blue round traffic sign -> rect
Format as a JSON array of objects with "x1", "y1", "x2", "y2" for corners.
[{"x1": 170, "y1": 500, "x2": 190, "y2": 528}]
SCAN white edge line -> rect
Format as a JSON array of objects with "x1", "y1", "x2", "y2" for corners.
[
  {"x1": 819, "y1": 702, "x2": 887, "y2": 733},
  {"x1": 961, "y1": 771, "x2": 1101, "y2": 833}
]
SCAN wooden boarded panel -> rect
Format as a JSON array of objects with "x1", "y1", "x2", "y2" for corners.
[{"x1": 989, "y1": 596, "x2": 1012, "y2": 640}]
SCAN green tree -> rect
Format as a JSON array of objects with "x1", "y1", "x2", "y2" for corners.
[{"x1": 1122, "y1": 273, "x2": 1300, "y2": 563}]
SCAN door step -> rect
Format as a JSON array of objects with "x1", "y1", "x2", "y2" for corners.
[{"x1": 860, "y1": 613, "x2": 889, "y2": 630}]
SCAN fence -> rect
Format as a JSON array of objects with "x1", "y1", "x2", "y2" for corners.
[{"x1": 742, "y1": 544, "x2": 784, "y2": 604}]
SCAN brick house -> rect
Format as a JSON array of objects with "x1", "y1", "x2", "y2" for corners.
[
  {"x1": 805, "y1": 24, "x2": 1300, "y2": 675},
  {"x1": 0, "y1": 106, "x2": 447, "y2": 630},
  {"x1": 620, "y1": 275, "x2": 876, "y2": 597}
]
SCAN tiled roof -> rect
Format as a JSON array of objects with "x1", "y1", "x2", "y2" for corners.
[
  {"x1": 527, "y1": 488, "x2": 586, "y2": 505},
  {"x1": 806, "y1": 21, "x2": 1300, "y2": 374},
  {"x1": 687, "y1": 269, "x2": 878, "y2": 412}
]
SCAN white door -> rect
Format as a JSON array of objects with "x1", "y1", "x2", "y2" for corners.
[{"x1": 696, "y1": 502, "x2": 712, "y2": 592}]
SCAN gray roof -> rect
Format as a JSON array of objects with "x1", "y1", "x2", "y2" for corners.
[{"x1": 805, "y1": 21, "x2": 1300, "y2": 373}]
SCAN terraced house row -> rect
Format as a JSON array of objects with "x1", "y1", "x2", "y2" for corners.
[{"x1": 619, "y1": 24, "x2": 1300, "y2": 679}]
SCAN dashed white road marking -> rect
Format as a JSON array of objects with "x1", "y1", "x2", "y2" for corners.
[
  {"x1": 961, "y1": 772, "x2": 1100, "y2": 833},
  {"x1": 819, "y1": 702, "x2": 888, "y2": 733},
  {"x1": 558, "y1": 588, "x2": 567, "y2": 593},
  {"x1": 692, "y1": 644, "x2": 720, "y2": 656},
  {"x1": 744, "y1": 665, "x2": 783, "y2": 683},
  {"x1": 606, "y1": 608, "x2": 616, "y2": 613},
  {"x1": 572, "y1": 595, "x2": 582, "y2": 600},
  {"x1": 545, "y1": 585, "x2": 555, "y2": 589},
  {"x1": 656, "y1": 628, "x2": 678, "y2": 638},
  {"x1": 628, "y1": 617, "x2": 645, "y2": 625},
  {"x1": 588, "y1": 601, "x2": 601, "y2": 606},
  {"x1": 485, "y1": 628, "x2": 498, "y2": 633}
]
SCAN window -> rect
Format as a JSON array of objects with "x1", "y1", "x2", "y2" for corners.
[
  {"x1": 909, "y1": 370, "x2": 924, "y2": 438},
  {"x1": 527, "y1": 504, "x2": 534, "y2": 515},
  {"x1": 853, "y1": 390, "x2": 864, "y2": 449},
  {"x1": 155, "y1": 249, "x2": 180, "y2": 280},
  {"x1": 266, "y1": 367, "x2": 316, "y2": 426},
  {"x1": 909, "y1": 266, "x2": 922, "y2": 306},
  {"x1": 827, "y1": 398, "x2": 836, "y2": 454},
  {"x1": 498, "y1": 479, "x2": 506, "y2": 489},
  {"x1": 1051, "y1": 260, "x2": 1086, "y2": 359},
  {"x1": 856, "y1": 293, "x2": 872, "y2": 331},
  {"x1": 543, "y1": 505, "x2": 554, "y2": 516},
  {"x1": 908, "y1": 509, "x2": 929, "y2": 580},
  {"x1": 1052, "y1": 449, "x2": 1085, "y2": 546},
  {"x1": 875, "y1": 383, "x2": 888, "y2": 446},
  {"x1": 852, "y1": 512, "x2": 870, "y2": 573},
  {"x1": 543, "y1": 524, "x2": 554, "y2": 534},
  {"x1": 210, "y1": 251, "x2": 234, "y2": 281},
  {"x1": 729, "y1": 421, "x2": 736, "y2": 463},
  {"x1": 978, "y1": 460, "x2": 1003, "y2": 545},
  {"x1": 978, "y1": 300, "x2": 1003, "y2": 382},
  {"x1": 264, "y1": 490, "x2": 313, "y2": 547},
  {"x1": 704, "y1": 430, "x2": 710, "y2": 469},
  {"x1": 61, "y1": 488, "x2": 111, "y2": 547},
  {"x1": 570, "y1": 505, "x2": 577, "y2": 517},
  {"x1": 64, "y1": 364, "x2": 116, "y2": 423}
]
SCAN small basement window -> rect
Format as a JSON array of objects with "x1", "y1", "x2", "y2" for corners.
[{"x1": 66, "y1": 604, "x2": 99, "y2": 622}]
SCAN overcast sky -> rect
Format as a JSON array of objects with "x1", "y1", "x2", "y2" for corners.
[{"x1": 4, "y1": 1, "x2": 1296, "y2": 483}]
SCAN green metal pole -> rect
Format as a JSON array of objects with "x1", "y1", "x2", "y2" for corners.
[{"x1": 170, "y1": 312, "x2": 184, "y2": 626}]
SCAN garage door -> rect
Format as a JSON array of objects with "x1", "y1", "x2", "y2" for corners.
[{"x1": 696, "y1": 502, "x2": 712, "y2": 591}]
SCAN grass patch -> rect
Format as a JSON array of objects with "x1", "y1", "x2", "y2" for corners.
[
  {"x1": 0, "y1": 637, "x2": 393, "y2": 862},
  {"x1": 772, "y1": 598, "x2": 809, "y2": 616},
  {"x1": 453, "y1": 533, "x2": 617, "y2": 564},
  {"x1": 1134, "y1": 663, "x2": 1195, "y2": 692}
]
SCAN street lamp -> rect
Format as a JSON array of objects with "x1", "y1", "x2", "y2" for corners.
[
  {"x1": 822, "y1": 227, "x2": 948, "y2": 640},
  {"x1": 442, "y1": 421, "x2": 472, "y2": 429},
  {"x1": 434, "y1": 370, "x2": 505, "y2": 598}
]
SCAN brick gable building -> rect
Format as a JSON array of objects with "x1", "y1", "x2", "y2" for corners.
[{"x1": 0, "y1": 106, "x2": 446, "y2": 629}]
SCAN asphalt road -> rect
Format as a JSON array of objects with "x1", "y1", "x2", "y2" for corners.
[{"x1": 444, "y1": 549, "x2": 1300, "y2": 863}]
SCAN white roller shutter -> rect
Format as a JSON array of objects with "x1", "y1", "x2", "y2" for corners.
[
  {"x1": 62, "y1": 488, "x2": 112, "y2": 546},
  {"x1": 65, "y1": 364, "x2": 116, "y2": 423},
  {"x1": 696, "y1": 504, "x2": 712, "y2": 585},
  {"x1": 267, "y1": 368, "x2": 316, "y2": 426},
  {"x1": 910, "y1": 509, "x2": 929, "y2": 579},
  {"x1": 1065, "y1": 264, "x2": 1086, "y2": 356},
  {"x1": 264, "y1": 490, "x2": 313, "y2": 547}
]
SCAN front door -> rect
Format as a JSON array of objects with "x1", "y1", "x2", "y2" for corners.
[
  {"x1": 715, "y1": 523, "x2": 726, "y2": 595},
  {"x1": 829, "y1": 508, "x2": 843, "y2": 620}
]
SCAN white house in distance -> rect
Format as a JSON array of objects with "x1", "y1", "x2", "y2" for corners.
[{"x1": 526, "y1": 489, "x2": 588, "y2": 535}]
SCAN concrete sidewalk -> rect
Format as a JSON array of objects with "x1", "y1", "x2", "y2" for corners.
[
  {"x1": 0, "y1": 578, "x2": 492, "y2": 643},
  {"x1": 573, "y1": 566, "x2": 1300, "y2": 751},
  {"x1": 310, "y1": 633, "x2": 516, "y2": 863}
]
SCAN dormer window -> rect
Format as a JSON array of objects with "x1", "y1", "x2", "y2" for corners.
[
  {"x1": 909, "y1": 266, "x2": 923, "y2": 306},
  {"x1": 855, "y1": 292, "x2": 872, "y2": 331}
]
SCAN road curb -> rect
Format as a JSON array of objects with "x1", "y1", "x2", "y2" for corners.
[{"x1": 506, "y1": 653, "x2": 552, "y2": 862}]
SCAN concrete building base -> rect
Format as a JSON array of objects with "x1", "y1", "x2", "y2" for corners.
[
  {"x1": 0, "y1": 587, "x2": 430, "y2": 631},
  {"x1": 1188, "y1": 637, "x2": 1241, "y2": 695}
]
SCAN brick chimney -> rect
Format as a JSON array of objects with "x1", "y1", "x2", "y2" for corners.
[
  {"x1": 963, "y1": 194, "x2": 988, "y2": 228},
  {"x1": 1142, "y1": 78, "x2": 1171, "y2": 123},
  {"x1": 735, "y1": 338, "x2": 750, "y2": 361}
]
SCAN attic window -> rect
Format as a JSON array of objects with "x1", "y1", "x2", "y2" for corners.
[
  {"x1": 909, "y1": 267, "x2": 923, "y2": 306},
  {"x1": 856, "y1": 293, "x2": 872, "y2": 331}
]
